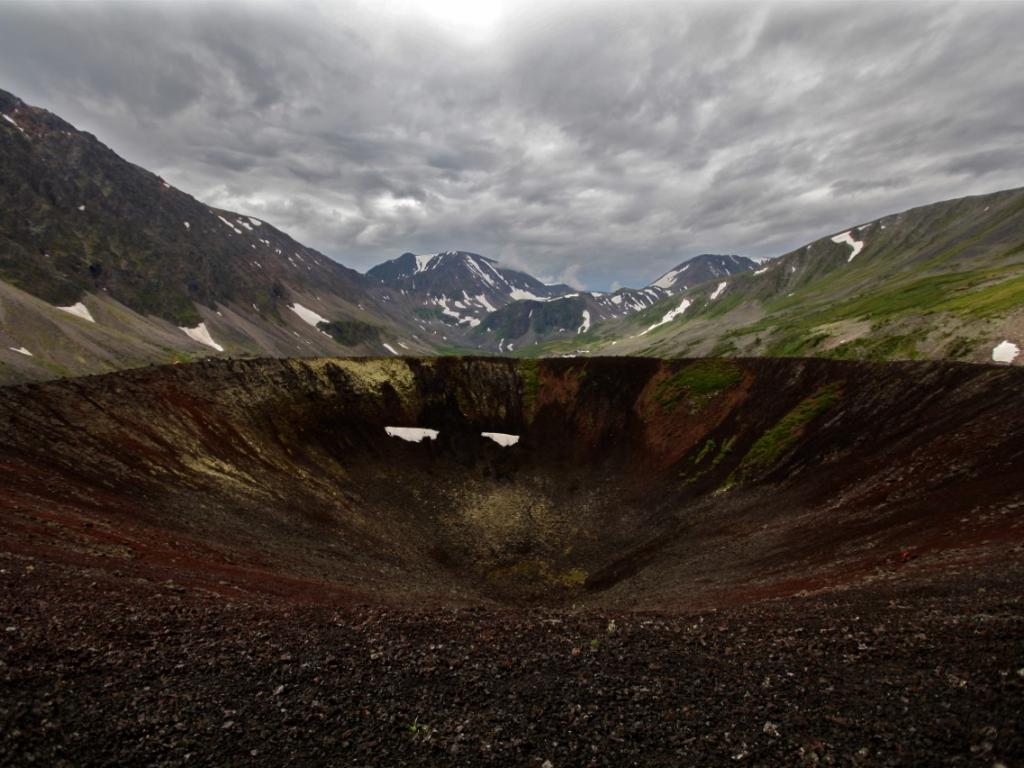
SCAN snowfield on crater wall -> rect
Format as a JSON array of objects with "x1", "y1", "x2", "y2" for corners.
[
  {"x1": 385, "y1": 426, "x2": 439, "y2": 443},
  {"x1": 710, "y1": 281, "x2": 727, "y2": 301},
  {"x1": 992, "y1": 340, "x2": 1020, "y2": 364},
  {"x1": 482, "y1": 432, "x2": 520, "y2": 447}
]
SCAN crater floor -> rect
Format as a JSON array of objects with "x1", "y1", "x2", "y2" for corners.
[{"x1": 1, "y1": 356, "x2": 1022, "y2": 765}]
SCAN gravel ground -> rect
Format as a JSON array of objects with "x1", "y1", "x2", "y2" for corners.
[{"x1": 2, "y1": 555, "x2": 1022, "y2": 767}]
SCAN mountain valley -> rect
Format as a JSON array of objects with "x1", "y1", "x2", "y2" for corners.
[{"x1": 2, "y1": 88, "x2": 1021, "y2": 385}]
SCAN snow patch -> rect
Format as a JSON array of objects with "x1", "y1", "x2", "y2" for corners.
[
  {"x1": 2, "y1": 114, "x2": 25, "y2": 133},
  {"x1": 508, "y1": 288, "x2": 542, "y2": 302},
  {"x1": 217, "y1": 215, "x2": 242, "y2": 234},
  {"x1": 385, "y1": 426, "x2": 438, "y2": 443},
  {"x1": 183, "y1": 221, "x2": 190, "y2": 230},
  {"x1": 414, "y1": 253, "x2": 435, "y2": 273},
  {"x1": 992, "y1": 340, "x2": 1020, "y2": 364},
  {"x1": 577, "y1": 309, "x2": 591, "y2": 334},
  {"x1": 651, "y1": 264, "x2": 688, "y2": 290},
  {"x1": 475, "y1": 293, "x2": 496, "y2": 312},
  {"x1": 482, "y1": 432, "x2": 520, "y2": 447},
  {"x1": 57, "y1": 302, "x2": 95, "y2": 323},
  {"x1": 179, "y1": 322, "x2": 224, "y2": 352},
  {"x1": 831, "y1": 230, "x2": 865, "y2": 262},
  {"x1": 9, "y1": 346, "x2": 32, "y2": 357},
  {"x1": 709, "y1": 281, "x2": 728, "y2": 301},
  {"x1": 77, "y1": 205, "x2": 85, "y2": 212},
  {"x1": 289, "y1": 303, "x2": 329, "y2": 327},
  {"x1": 459, "y1": 255, "x2": 499, "y2": 289},
  {"x1": 641, "y1": 299, "x2": 692, "y2": 336},
  {"x1": 382, "y1": 343, "x2": 400, "y2": 356}
]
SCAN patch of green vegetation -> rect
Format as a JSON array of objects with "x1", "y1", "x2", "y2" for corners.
[
  {"x1": 703, "y1": 291, "x2": 746, "y2": 319},
  {"x1": 559, "y1": 568, "x2": 588, "y2": 588},
  {"x1": 713, "y1": 477, "x2": 736, "y2": 496},
  {"x1": 824, "y1": 334, "x2": 919, "y2": 361},
  {"x1": 656, "y1": 359, "x2": 743, "y2": 414},
  {"x1": 733, "y1": 266, "x2": 1024, "y2": 359},
  {"x1": 709, "y1": 338, "x2": 739, "y2": 357},
  {"x1": 486, "y1": 558, "x2": 588, "y2": 590},
  {"x1": 518, "y1": 359, "x2": 542, "y2": 411},
  {"x1": 406, "y1": 718, "x2": 431, "y2": 737},
  {"x1": 764, "y1": 331, "x2": 829, "y2": 357},
  {"x1": 693, "y1": 439, "x2": 717, "y2": 464},
  {"x1": 317, "y1": 319, "x2": 380, "y2": 347},
  {"x1": 943, "y1": 335, "x2": 976, "y2": 359},
  {"x1": 712, "y1": 435, "x2": 737, "y2": 468},
  {"x1": 168, "y1": 350, "x2": 197, "y2": 364},
  {"x1": 413, "y1": 306, "x2": 457, "y2": 325},
  {"x1": 323, "y1": 358, "x2": 417, "y2": 404},
  {"x1": 933, "y1": 272, "x2": 1024, "y2": 317},
  {"x1": 739, "y1": 382, "x2": 843, "y2": 475},
  {"x1": 431, "y1": 342, "x2": 486, "y2": 356},
  {"x1": 681, "y1": 433, "x2": 738, "y2": 488},
  {"x1": 667, "y1": 338, "x2": 704, "y2": 358}
]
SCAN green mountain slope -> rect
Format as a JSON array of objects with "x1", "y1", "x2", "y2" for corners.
[
  {"x1": 0, "y1": 89, "x2": 430, "y2": 383},
  {"x1": 542, "y1": 187, "x2": 1024, "y2": 364}
]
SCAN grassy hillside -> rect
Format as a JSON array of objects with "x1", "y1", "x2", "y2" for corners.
[
  {"x1": 538, "y1": 187, "x2": 1024, "y2": 364},
  {"x1": 0, "y1": 89, "x2": 433, "y2": 381}
]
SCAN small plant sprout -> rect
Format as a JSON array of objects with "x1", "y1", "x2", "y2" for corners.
[{"x1": 406, "y1": 717, "x2": 430, "y2": 737}]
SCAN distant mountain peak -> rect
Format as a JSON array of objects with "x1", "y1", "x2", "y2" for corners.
[{"x1": 648, "y1": 254, "x2": 756, "y2": 293}]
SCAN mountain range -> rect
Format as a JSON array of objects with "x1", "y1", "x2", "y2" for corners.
[{"x1": 0, "y1": 87, "x2": 1021, "y2": 384}]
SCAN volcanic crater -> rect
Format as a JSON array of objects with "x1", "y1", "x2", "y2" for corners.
[
  {"x1": 2, "y1": 356, "x2": 1022, "y2": 608},
  {"x1": 2, "y1": 357, "x2": 1023, "y2": 765}
]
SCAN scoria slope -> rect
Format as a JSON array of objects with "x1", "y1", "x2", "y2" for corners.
[
  {"x1": 2, "y1": 356, "x2": 1021, "y2": 607},
  {"x1": 2, "y1": 356, "x2": 1023, "y2": 766}
]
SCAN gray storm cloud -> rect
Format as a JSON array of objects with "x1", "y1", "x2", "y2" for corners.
[{"x1": 0, "y1": 1, "x2": 1021, "y2": 289}]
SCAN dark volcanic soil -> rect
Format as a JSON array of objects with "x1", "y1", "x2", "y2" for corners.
[
  {"x1": 2, "y1": 554, "x2": 1022, "y2": 767},
  {"x1": 1, "y1": 356, "x2": 1023, "y2": 765}
]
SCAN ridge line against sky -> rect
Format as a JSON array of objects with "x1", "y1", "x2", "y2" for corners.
[{"x1": 0, "y1": 0, "x2": 1022, "y2": 291}]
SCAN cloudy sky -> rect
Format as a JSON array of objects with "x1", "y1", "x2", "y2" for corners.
[{"x1": 1, "y1": 1, "x2": 1021, "y2": 289}]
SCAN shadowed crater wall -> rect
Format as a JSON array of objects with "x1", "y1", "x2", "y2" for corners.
[{"x1": 1, "y1": 356, "x2": 1022, "y2": 609}]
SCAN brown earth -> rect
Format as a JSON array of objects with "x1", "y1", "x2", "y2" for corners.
[{"x1": 1, "y1": 356, "x2": 1022, "y2": 765}]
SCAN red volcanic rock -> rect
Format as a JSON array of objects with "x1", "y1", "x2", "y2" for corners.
[{"x1": 1, "y1": 356, "x2": 1023, "y2": 764}]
